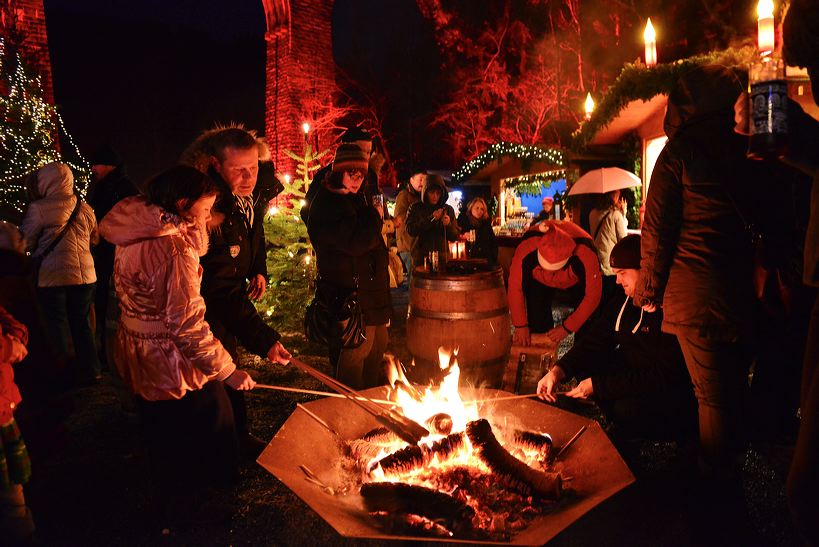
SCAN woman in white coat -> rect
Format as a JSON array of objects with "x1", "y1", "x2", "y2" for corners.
[{"x1": 21, "y1": 162, "x2": 100, "y2": 385}]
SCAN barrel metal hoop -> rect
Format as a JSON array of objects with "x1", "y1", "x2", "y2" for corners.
[
  {"x1": 412, "y1": 278, "x2": 503, "y2": 292},
  {"x1": 408, "y1": 307, "x2": 509, "y2": 321}
]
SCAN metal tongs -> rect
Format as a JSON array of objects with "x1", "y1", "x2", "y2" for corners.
[{"x1": 288, "y1": 358, "x2": 429, "y2": 445}]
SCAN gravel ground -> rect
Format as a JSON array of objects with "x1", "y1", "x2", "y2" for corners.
[{"x1": 22, "y1": 288, "x2": 800, "y2": 546}]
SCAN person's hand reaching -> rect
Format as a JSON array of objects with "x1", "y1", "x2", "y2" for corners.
[
  {"x1": 225, "y1": 369, "x2": 256, "y2": 390},
  {"x1": 536, "y1": 367, "x2": 565, "y2": 403},
  {"x1": 267, "y1": 341, "x2": 292, "y2": 365}
]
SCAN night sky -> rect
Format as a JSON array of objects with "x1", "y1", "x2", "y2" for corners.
[{"x1": 43, "y1": 0, "x2": 436, "y2": 184}]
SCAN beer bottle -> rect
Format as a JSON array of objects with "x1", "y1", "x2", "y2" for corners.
[{"x1": 747, "y1": 55, "x2": 789, "y2": 160}]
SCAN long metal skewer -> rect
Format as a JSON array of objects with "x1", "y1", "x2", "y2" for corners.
[{"x1": 254, "y1": 383, "x2": 394, "y2": 405}]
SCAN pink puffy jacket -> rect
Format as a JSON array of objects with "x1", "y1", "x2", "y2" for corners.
[{"x1": 99, "y1": 197, "x2": 235, "y2": 401}]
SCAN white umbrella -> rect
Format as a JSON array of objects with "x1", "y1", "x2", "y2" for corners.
[{"x1": 567, "y1": 167, "x2": 641, "y2": 196}]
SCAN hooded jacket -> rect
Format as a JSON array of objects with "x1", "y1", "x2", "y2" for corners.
[
  {"x1": 0, "y1": 305, "x2": 27, "y2": 424},
  {"x1": 21, "y1": 163, "x2": 98, "y2": 287},
  {"x1": 634, "y1": 65, "x2": 760, "y2": 339},
  {"x1": 558, "y1": 292, "x2": 693, "y2": 404},
  {"x1": 99, "y1": 197, "x2": 236, "y2": 401},
  {"x1": 405, "y1": 176, "x2": 460, "y2": 265},
  {"x1": 507, "y1": 221, "x2": 602, "y2": 334}
]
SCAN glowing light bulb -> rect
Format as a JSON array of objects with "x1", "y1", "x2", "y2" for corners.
[{"x1": 302, "y1": 122, "x2": 310, "y2": 135}]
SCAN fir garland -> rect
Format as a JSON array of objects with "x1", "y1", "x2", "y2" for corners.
[
  {"x1": 507, "y1": 170, "x2": 566, "y2": 196},
  {"x1": 452, "y1": 141, "x2": 566, "y2": 183},
  {"x1": 571, "y1": 46, "x2": 757, "y2": 151}
]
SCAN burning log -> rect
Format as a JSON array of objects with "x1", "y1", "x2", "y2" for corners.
[
  {"x1": 374, "y1": 432, "x2": 465, "y2": 477},
  {"x1": 425, "y1": 413, "x2": 453, "y2": 436},
  {"x1": 513, "y1": 430, "x2": 553, "y2": 461},
  {"x1": 360, "y1": 482, "x2": 476, "y2": 536},
  {"x1": 466, "y1": 419, "x2": 562, "y2": 500}
]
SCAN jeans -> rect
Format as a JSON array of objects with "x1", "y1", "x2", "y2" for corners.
[
  {"x1": 398, "y1": 251, "x2": 413, "y2": 288},
  {"x1": 37, "y1": 284, "x2": 101, "y2": 381},
  {"x1": 336, "y1": 324, "x2": 389, "y2": 390}
]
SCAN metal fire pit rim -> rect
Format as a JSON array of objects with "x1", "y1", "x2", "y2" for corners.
[{"x1": 257, "y1": 387, "x2": 635, "y2": 546}]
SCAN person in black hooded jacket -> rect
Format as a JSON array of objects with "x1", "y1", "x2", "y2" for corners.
[
  {"x1": 406, "y1": 174, "x2": 460, "y2": 267},
  {"x1": 307, "y1": 144, "x2": 391, "y2": 389},
  {"x1": 537, "y1": 235, "x2": 696, "y2": 442}
]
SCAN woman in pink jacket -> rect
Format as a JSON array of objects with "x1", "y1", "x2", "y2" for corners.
[{"x1": 99, "y1": 166, "x2": 255, "y2": 513}]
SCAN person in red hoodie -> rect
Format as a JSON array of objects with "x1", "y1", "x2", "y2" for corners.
[
  {"x1": 0, "y1": 305, "x2": 34, "y2": 544},
  {"x1": 508, "y1": 220, "x2": 602, "y2": 346}
]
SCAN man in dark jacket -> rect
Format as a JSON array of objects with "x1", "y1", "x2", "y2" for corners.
[
  {"x1": 87, "y1": 146, "x2": 138, "y2": 368},
  {"x1": 538, "y1": 235, "x2": 696, "y2": 442},
  {"x1": 182, "y1": 126, "x2": 291, "y2": 454},
  {"x1": 405, "y1": 174, "x2": 459, "y2": 267}
]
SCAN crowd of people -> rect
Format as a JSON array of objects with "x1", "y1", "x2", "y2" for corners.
[{"x1": 0, "y1": 1, "x2": 817, "y2": 544}]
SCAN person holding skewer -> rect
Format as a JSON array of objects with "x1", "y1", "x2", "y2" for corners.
[
  {"x1": 537, "y1": 235, "x2": 696, "y2": 444},
  {"x1": 405, "y1": 174, "x2": 460, "y2": 269}
]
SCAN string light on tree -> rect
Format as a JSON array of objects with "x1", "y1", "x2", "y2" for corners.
[
  {"x1": 757, "y1": 0, "x2": 775, "y2": 55},
  {"x1": 0, "y1": 38, "x2": 89, "y2": 220},
  {"x1": 644, "y1": 19, "x2": 657, "y2": 67}
]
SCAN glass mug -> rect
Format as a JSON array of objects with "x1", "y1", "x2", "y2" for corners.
[{"x1": 371, "y1": 194, "x2": 384, "y2": 218}]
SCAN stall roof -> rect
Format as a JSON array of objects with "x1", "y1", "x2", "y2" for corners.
[{"x1": 590, "y1": 95, "x2": 667, "y2": 145}]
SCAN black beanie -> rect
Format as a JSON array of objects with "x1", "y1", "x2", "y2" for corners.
[
  {"x1": 609, "y1": 234, "x2": 642, "y2": 269},
  {"x1": 89, "y1": 145, "x2": 122, "y2": 167}
]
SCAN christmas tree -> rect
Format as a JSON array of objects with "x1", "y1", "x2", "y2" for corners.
[
  {"x1": 0, "y1": 37, "x2": 88, "y2": 223},
  {"x1": 255, "y1": 134, "x2": 329, "y2": 333}
]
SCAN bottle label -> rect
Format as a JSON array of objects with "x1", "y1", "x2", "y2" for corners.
[{"x1": 749, "y1": 80, "x2": 788, "y2": 136}]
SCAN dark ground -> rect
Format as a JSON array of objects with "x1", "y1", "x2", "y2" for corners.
[{"x1": 21, "y1": 288, "x2": 800, "y2": 546}]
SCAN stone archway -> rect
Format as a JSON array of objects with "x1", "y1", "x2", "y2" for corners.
[{"x1": 262, "y1": 0, "x2": 335, "y2": 175}]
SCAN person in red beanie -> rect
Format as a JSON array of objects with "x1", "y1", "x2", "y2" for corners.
[{"x1": 508, "y1": 220, "x2": 602, "y2": 345}]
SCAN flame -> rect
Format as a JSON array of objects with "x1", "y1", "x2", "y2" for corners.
[
  {"x1": 643, "y1": 18, "x2": 656, "y2": 43},
  {"x1": 584, "y1": 93, "x2": 595, "y2": 118},
  {"x1": 757, "y1": 0, "x2": 774, "y2": 19}
]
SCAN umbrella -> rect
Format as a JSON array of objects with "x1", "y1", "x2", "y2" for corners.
[{"x1": 567, "y1": 167, "x2": 640, "y2": 196}]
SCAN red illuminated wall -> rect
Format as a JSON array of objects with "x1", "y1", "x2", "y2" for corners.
[
  {"x1": 263, "y1": 0, "x2": 336, "y2": 176},
  {"x1": 0, "y1": 0, "x2": 54, "y2": 104}
]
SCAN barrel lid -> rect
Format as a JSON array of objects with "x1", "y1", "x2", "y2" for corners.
[{"x1": 413, "y1": 261, "x2": 503, "y2": 282}]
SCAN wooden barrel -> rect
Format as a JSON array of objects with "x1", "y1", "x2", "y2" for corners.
[{"x1": 406, "y1": 266, "x2": 511, "y2": 388}]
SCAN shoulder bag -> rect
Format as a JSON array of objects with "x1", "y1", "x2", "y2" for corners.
[{"x1": 29, "y1": 196, "x2": 83, "y2": 284}]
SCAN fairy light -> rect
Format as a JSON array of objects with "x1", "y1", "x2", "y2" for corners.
[
  {"x1": 0, "y1": 40, "x2": 90, "y2": 213},
  {"x1": 452, "y1": 142, "x2": 566, "y2": 183}
]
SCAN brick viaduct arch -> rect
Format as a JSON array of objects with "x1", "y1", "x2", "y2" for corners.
[{"x1": 261, "y1": 0, "x2": 335, "y2": 175}]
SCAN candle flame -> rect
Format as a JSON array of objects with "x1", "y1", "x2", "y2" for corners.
[
  {"x1": 644, "y1": 18, "x2": 656, "y2": 42},
  {"x1": 757, "y1": 0, "x2": 774, "y2": 19},
  {"x1": 284, "y1": 174, "x2": 291, "y2": 184},
  {"x1": 302, "y1": 122, "x2": 310, "y2": 134},
  {"x1": 584, "y1": 93, "x2": 595, "y2": 117}
]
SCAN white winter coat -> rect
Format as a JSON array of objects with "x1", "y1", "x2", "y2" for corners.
[{"x1": 21, "y1": 163, "x2": 98, "y2": 287}]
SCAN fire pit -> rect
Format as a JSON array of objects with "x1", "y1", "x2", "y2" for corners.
[{"x1": 258, "y1": 382, "x2": 635, "y2": 545}]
